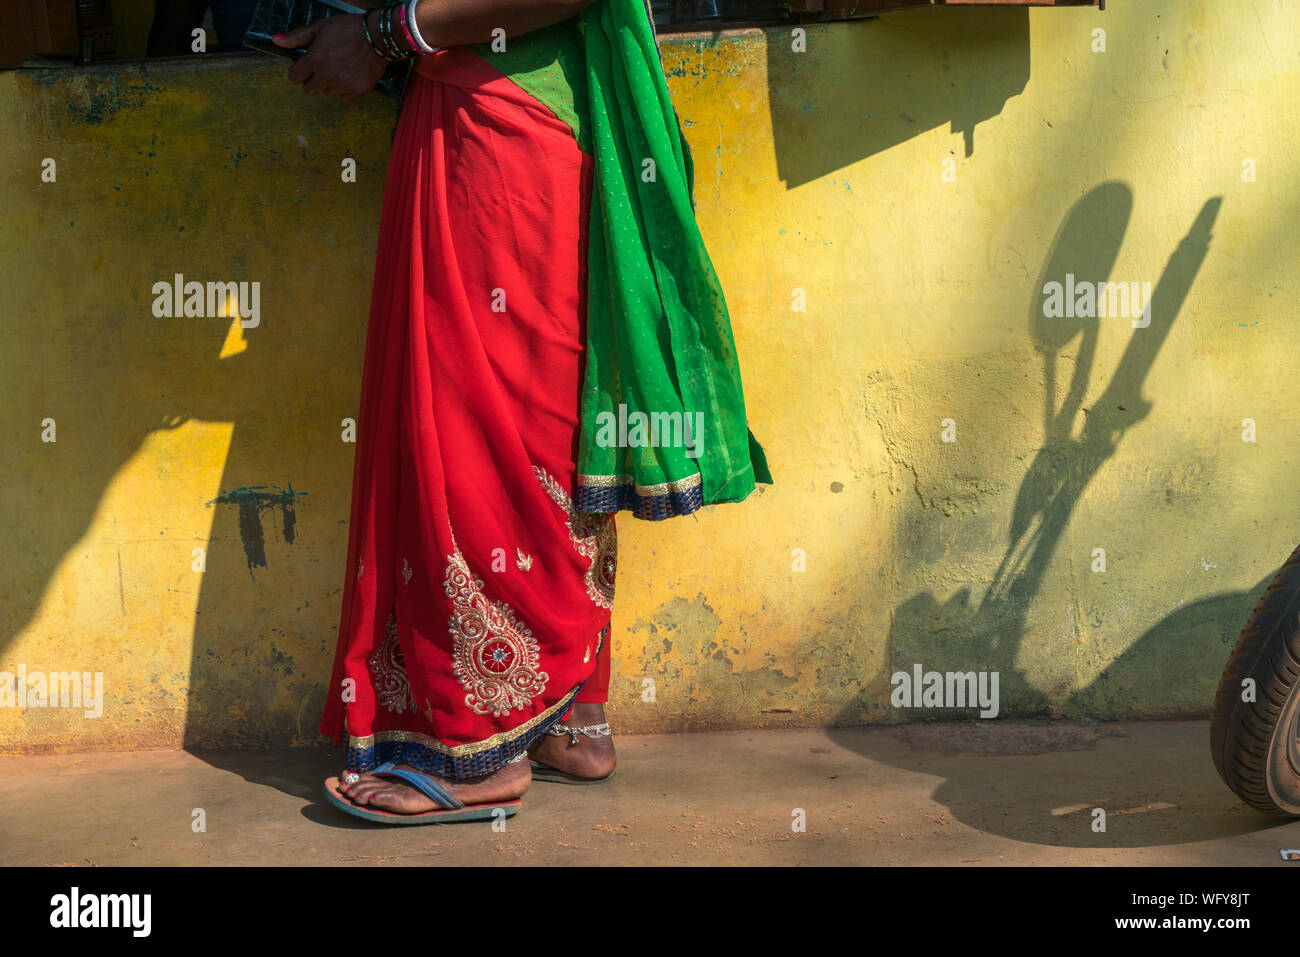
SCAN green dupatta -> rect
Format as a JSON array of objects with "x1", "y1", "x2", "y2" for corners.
[{"x1": 471, "y1": 0, "x2": 771, "y2": 520}]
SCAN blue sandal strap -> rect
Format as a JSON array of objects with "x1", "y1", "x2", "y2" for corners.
[{"x1": 370, "y1": 761, "x2": 466, "y2": 810}]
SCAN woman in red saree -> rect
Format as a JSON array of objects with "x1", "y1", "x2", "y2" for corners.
[{"x1": 279, "y1": 0, "x2": 769, "y2": 823}]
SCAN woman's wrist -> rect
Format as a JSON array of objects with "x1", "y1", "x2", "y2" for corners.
[{"x1": 360, "y1": 3, "x2": 437, "y2": 61}]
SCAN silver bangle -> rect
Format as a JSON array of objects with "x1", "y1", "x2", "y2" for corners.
[{"x1": 405, "y1": 0, "x2": 437, "y2": 55}]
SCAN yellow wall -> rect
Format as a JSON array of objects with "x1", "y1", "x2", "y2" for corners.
[{"x1": 2, "y1": 0, "x2": 1297, "y2": 753}]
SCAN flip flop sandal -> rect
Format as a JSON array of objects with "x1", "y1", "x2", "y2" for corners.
[
  {"x1": 529, "y1": 722, "x2": 616, "y2": 785},
  {"x1": 324, "y1": 758, "x2": 522, "y2": 825}
]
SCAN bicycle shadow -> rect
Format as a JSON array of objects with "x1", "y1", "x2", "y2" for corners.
[{"x1": 827, "y1": 187, "x2": 1262, "y2": 846}]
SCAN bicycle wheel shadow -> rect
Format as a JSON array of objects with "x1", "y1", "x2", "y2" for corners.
[{"x1": 825, "y1": 186, "x2": 1275, "y2": 847}]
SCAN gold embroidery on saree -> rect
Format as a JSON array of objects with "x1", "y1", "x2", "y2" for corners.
[
  {"x1": 445, "y1": 550, "x2": 549, "y2": 716},
  {"x1": 534, "y1": 466, "x2": 617, "y2": 609},
  {"x1": 368, "y1": 609, "x2": 418, "y2": 715}
]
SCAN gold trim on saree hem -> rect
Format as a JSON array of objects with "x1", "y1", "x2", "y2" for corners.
[{"x1": 345, "y1": 681, "x2": 580, "y2": 757}]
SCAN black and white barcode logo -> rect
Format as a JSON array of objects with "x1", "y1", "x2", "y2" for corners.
[{"x1": 49, "y1": 887, "x2": 151, "y2": 937}]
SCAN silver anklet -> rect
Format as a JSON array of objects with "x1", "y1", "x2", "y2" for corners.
[{"x1": 546, "y1": 722, "x2": 612, "y2": 746}]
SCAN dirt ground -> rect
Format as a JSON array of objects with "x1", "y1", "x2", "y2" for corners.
[{"x1": 2, "y1": 720, "x2": 1297, "y2": 865}]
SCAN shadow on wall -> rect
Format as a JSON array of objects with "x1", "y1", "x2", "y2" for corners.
[
  {"x1": 0, "y1": 57, "x2": 381, "y2": 752},
  {"x1": 827, "y1": 184, "x2": 1246, "y2": 845},
  {"x1": 767, "y1": 6, "x2": 1030, "y2": 189}
]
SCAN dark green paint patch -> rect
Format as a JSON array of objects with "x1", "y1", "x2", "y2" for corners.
[
  {"x1": 208, "y1": 483, "x2": 307, "y2": 576},
  {"x1": 73, "y1": 74, "x2": 160, "y2": 126}
]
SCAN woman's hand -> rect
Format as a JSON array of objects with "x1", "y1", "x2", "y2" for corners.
[{"x1": 273, "y1": 14, "x2": 390, "y2": 102}]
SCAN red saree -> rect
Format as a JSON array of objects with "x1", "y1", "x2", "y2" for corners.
[{"x1": 320, "y1": 46, "x2": 616, "y2": 778}]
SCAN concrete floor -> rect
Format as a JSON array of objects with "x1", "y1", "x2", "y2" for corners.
[{"x1": 2, "y1": 720, "x2": 1298, "y2": 865}]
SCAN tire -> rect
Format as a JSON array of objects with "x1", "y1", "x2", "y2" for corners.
[{"x1": 1210, "y1": 542, "x2": 1300, "y2": 816}]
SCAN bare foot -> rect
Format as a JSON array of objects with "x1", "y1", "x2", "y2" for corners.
[
  {"x1": 337, "y1": 757, "x2": 531, "y2": 813},
  {"x1": 527, "y1": 702, "x2": 616, "y2": 780}
]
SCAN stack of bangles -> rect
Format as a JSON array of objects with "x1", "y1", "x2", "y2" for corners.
[{"x1": 363, "y1": 1, "x2": 437, "y2": 60}]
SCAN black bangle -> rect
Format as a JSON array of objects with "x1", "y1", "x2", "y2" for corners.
[
  {"x1": 380, "y1": 3, "x2": 404, "y2": 59},
  {"x1": 362, "y1": 10, "x2": 392, "y2": 60}
]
